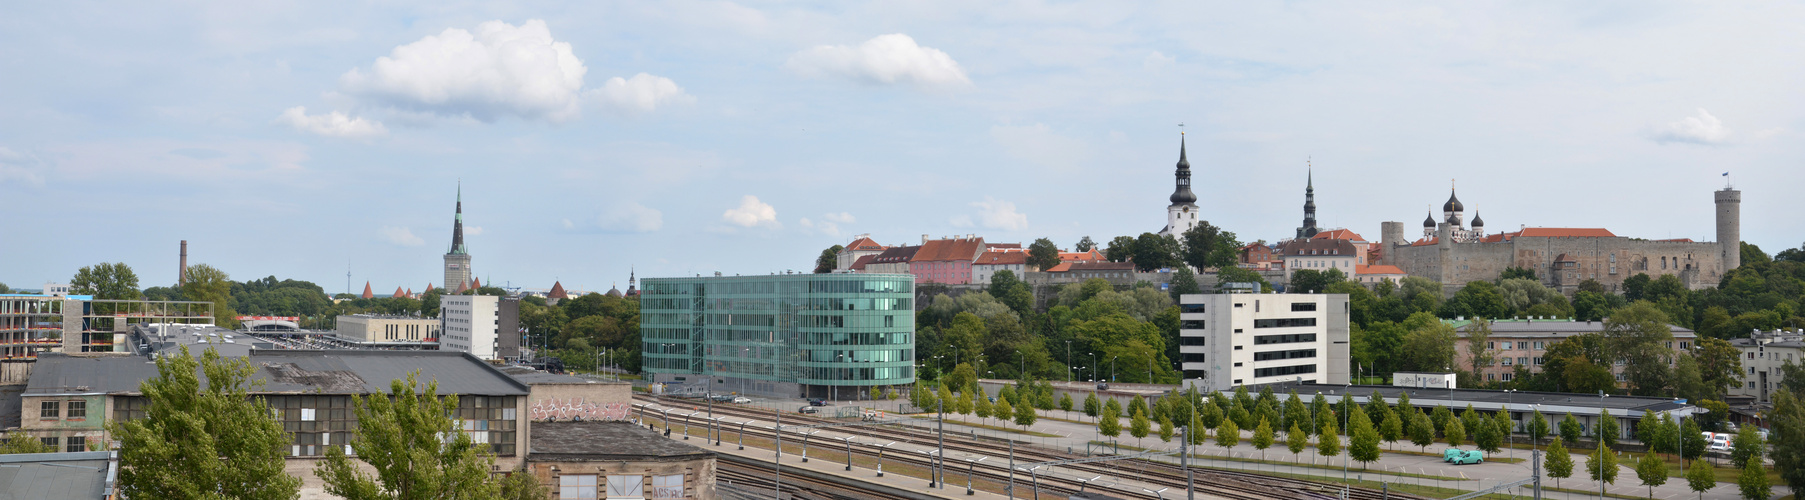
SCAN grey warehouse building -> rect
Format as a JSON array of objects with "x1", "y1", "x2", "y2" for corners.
[{"x1": 640, "y1": 274, "x2": 915, "y2": 400}]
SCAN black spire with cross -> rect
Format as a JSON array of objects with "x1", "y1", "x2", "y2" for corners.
[{"x1": 1169, "y1": 126, "x2": 1197, "y2": 206}]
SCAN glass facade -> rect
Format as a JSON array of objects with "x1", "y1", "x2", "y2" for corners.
[{"x1": 641, "y1": 274, "x2": 916, "y2": 394}]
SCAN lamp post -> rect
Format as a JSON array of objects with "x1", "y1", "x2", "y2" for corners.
[
  {"x1": 737, "y1": 419, "x2": 749, "y2": 450},
  {"x1": 800, "y1": 430, "x2": 819, "y2": 462},
  {"x1": 1342, "y1": 384, "x2": 1350, "y2": 492},
  {"x1": 875, "y1": 441, "x2": 896, "y2": 477},
  {"x1": 1111, "y1": 356, "x2": 1119, "y2": 383},
  {"x1": 1598, "y1": 390, "x2": 1609, "y2": 500},
  {"x1": 1090, "y1": 353, "x2": 1097, "y2": 382},
  {"x1": 1066, "y1": 340, "x2": 1073, "y2": 382},
  {"x1": 841, "y1": 436, "x2": 855, "y2": 471},
  {"x1": 965, "y1": 456, "x2": 988, "y2": 495},
  {"x1": 923, "y1": 449, "x2": 942, "y2": 488},
  {"x1": 1504, "y1": 389, "x2": 1516, "y2": 459}
]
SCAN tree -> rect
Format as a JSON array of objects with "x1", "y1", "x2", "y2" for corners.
[
  {"x1": 1529, "y1": 410, "x2": 1550, "y2": 447},
  {"x1": 1501, "y1": 266, "x2": 1538, "y2": 281},
  {"x1": 1693, "y1": 338, "x2": 1745, "y2": 400},
  {"x1": 1546, "y1": 438, "x2": 1574, "y2": 490},
  {"x1": 1685, "y1": 459, "x2": 1714, "y2": 500},
  {"x1": 1028, "y1": 238, "x2": 1062, "y2": 271},
  {"x1": 317, "y1": 372, "x2": 502, "y2": 499},
  {"x1": 1379, "y1": 408, "x2": 1403, "y2": 450},
  {"x1": 938, "y1": 384, "x2": 957, "y2": 418},
  {"x1": 1431, "y1": 405, "x2": 1453, "y2": 437},
  {"x1": 1013, "y1": 393, "x2": 1038, "y2": 430},
  {"x1": 1128, "y1": 395, "x2": 1149, "y2": 419},
  {"x1": 814, "y1": 244, "x2": 843, "y2": 273},
  {"x1": 108, "y1": 346, "x2": 300, "y2": 499},
  {"x1": 1401, "y1": 314, "x2": 1459, "y2": 373},
  {"x1": 499, "y1": 470, "x2": 550, "y2": 500},
  {"x1": 955, "y1": 388, "x2": 975, "y2": 423},
  {"x1": 1168, "y1": 266, "x2": 1202, "y2": 301},
  {"x1": 1317, "y1": 418, "x2": 1341, "y2": 459},
  {"x1": 1597, "y1": 409, "x2": 1620, "y2": 449},
  {"x1": 1638, "y1": 452, "x2": 1670, "y2": 498},
  {"x1": 1651, "y1": 413, "x2": 1681, "y2": 458},
  {"x1": 1605, "y1": 302, "x2": 1677, "y2": 396},
  {"x1": 1561, "y1": 413, "x2": 1583, "y2": 445},
  {"x1": 1252, "y1": 417, "x2": 1276, "y2": 459},
  {"x1": 1444, "y1": 415, "x2": 1467, "y2": 447},
  {"x1": 1348, "y1": 407, "x2": 1381, "y2": 468},
  {"x1": 0, "y1": 433, "x2": 54, "y2": 454},
  {"x1": 1731, "y1": 424, "x2": 1765, "y2": 468},
  {"x1": 1287, "y1": 422, "x2": 1309, "y2": 462},
  {"x1": 1157, "y1": 414, "x2": 1175, "y2": 444},
  {"x1": 1587, "y1": 443, "x2": 1620, "y2": 487},
  {"x1": 974, "y1": 387, "x2": 993, "y2": 423},
  {"x1": 1770, "y1": 391, "x2": 1805, "y2": 494},
  {"x1": 1288, "y1": 269, "x2": 1346, "y2": 295},
  {"x1": 1105, "y1": 236, "x2": 1137, "y2": 262},
  {"x1": 1075, "y1": 236, "x2": 1097, "y2": 252},
  {"x1": 1474, "y1": 412, "x2": 1503, "y2": 454},
  {"x1": 1464, "y1": 320, "x2": 1497, "y2": 377},
  {"x1": 71, "y1": 262, "x2": 140, "y2": 299},
  {"x1": 1083, "y1": 393, "x2": 1101, "y2": 419},
  {"x1": 994, "y1": 396, "x2": 1015, "y2": 431},
  {"x1": 1739, "y1": 460, "x2": 1771, "y2": 500},
  {"x1": 182, "y1": 263, "x2": 241, "y2": 328},
  {"x1": 1180, "y1": 221, "x2": 1241, "y2": 271},
  {"x1": 1409, "y1": 410, "x2": 1435, "y2": 452},
  {"x1": 1059, "y1": 393, "x2": 1074, "y2": 412},
  {"x1": 988, "y1": 270, "x2": 1034, "y2": 315},
  {"x1": 1097, "y1": 403, "x2": 1121, "y2": 441},
  {"x1": 1130, "y1": 408, "x2": 1151, "y2": 447},
  {"x1": 1216, "y1": 418, "x2": 1240, "y2": 450},
  {"x1": 1682, "y1": 418, "x2": 1707, "y2": 463},
  {"x1": 1131, "y1": 232, "x2": 1181, "y2": 271}
]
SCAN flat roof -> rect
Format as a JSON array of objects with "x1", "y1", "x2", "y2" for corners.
[
  {"x1": 26, "y1": 350, "x2": 530, "y2": 397},
  {"x1": 1451, "y1": 319, "x2": 1696, "y2": 337},
  {"x1": 0, "y1": 451, "x2": 112, "y2": 499},
  {"x1": 1257, "y1": 381, "x2": 1695, "y2": 417},
  {"x1": 529, "y1": 421, "x2": 714, "y2": 461},
  {"x1": 495, "y1": 365, "x2": 624, "y2": 385}
]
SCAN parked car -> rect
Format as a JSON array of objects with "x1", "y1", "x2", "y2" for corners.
[
  {"x1": 1442, "y1": 448, "x2": 1466, "y2": 463},
  {"x1": 1096, "y1": 383, "x2": 1110, "y2": 391},
  {"x1": 807, "y1": 398, "x2": 828, "y2": 406},
  {"x1": 798, "y1": 406, "x2": 820, "y2": 414},
  {"x1": 1449, "y1": 450, "x2": 1485, "y2": 465},
  {"x1": 732, "y1": 397, "x2": 752, "y2": 404},
  {"x1": 1708, "y1": 433, "x2": 1731, "y2": 451}
]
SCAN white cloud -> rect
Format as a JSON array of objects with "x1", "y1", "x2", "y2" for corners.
[
  {"x1": 0, "y1": 147, "x2": 46, "y2": 188},
  {"x1": 969, "y1": 197, "x2": 1028, "y2": 231},
  {"x1": 589, "y1": 73, "x2": 696, "y2": 114},
  {"x1": 594, "y1": 202, "x2": 664, "y2": 232},
  {"x1": 798, "y1": 217, "x2": 841, "y2": 237},
  {"x1": 380, "y1": 226, "x2": 424, "y2": 246},
  {"x1": 1143, "y1": 51, "x2": 1176, "y2": 70},
  {"x1": 276, "y1": 106, "x2": 388, "y2": 138},
  {"x1": 823, "y1": 212, "x2": 855, "y2": 224},
  {"x1": 1649, "y1": 108, "x2": 1731, "y2": 145},
  {"x1": 721, "y1": 195, "x2": 780, "y2": 228},
  {"x1": 465, "y1": 226, "x2": 484, "y2": 236},
  {"x1": 785, "y1": 34, "x2": 971, "y2": 88}
]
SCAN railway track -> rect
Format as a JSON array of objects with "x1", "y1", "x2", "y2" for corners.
[{"x1": 636, "y1": 395, "x2": 1422, "y2": 500}]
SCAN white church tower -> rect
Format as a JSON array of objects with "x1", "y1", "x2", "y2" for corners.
[{"x1": 1160, "y1": 134, "x2": 1200, "y2": 237}]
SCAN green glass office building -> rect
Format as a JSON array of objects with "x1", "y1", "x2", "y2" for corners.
[{"x1": 641, "y1": 274, "x2": 915, "y2": 399}]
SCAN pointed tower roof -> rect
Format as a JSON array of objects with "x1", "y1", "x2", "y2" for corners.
[
  {"x1": 407, "y1": 288, "x2": 414, "y2": 296},
  {"x1": 1168, "y1": 134, "x2": 1198, "y2": 205},
  {"x1": 361, "y1": 282, "x2": 373, "y2": 299},
  {"x1": 625, "y1": 267, "x2": 639, "y2": 297},
  {"x1": 454, "y1": 281, "x2": 469, "y2": 294},
  {"x1": 393, "y1": 286, "x2": 406, "y2": 298},
  {"x1": 1423, "y1": 212, "x2": 1437, "y2": 228},
  {"x1": 548, "y1": 281, "x2": 569, "y2": 300},
  {"x1": 448, "y1": 183, "x2": 469, "y2": 255},
  {"x1": 425, "y1": 283, "x2": 434, "y2": 293},
  {"x1": 470, "y1": 277, "x2": 481, "y2": 289}
]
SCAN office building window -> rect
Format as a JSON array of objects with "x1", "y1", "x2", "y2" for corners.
[
  {"x1": 560, "y1": 474, "x2": 598, "y2": 500},
  {"x1": 1291, "y1": 303, "x2": 1317, "y2": 312},
  {"x1": 40, "y1": 401, "x2": 58, "y2": 419}
]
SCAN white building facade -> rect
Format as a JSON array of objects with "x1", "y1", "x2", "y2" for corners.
[
  {"x1": 1178, "y1": 292, "x2": 1351, "y2": 392},
  {"x1": 1730, "y1": 330, "x2": 1804, "y2": 403},
  {"x1": 441, "y1": 295, "x2": 499, "y2": 359}
]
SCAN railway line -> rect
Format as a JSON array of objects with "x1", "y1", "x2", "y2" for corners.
[{"x1": 636, "y1": 395, "x2": 1421, "y2": 500}]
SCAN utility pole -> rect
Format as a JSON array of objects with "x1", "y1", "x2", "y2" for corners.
[{"x1": 1182, "y1": 424, "x2": 1195, "y2": 500}]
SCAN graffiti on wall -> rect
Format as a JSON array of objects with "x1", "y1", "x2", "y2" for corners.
[{"x1": 530, "y1": 397, "x2": 632, "y2": 421}]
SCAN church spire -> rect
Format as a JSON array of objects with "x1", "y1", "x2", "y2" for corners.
[
  {"x1": 449, "y1": 182, "x2": 467, "y2": 255},
  {"x1": 1168, "y1": 133, "x2": 1197, "y2": 205},
  {"x1": 1298, "y1": 160, "x2": 1319, "y2": 239}
]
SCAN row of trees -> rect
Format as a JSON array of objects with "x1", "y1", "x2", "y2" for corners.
[
  {"x1": 908, "y1": 378, "x2": 1048, "y2": 431},
  {"x1": 916, "y1": 273, "x2": 1179, "y2": 384}
]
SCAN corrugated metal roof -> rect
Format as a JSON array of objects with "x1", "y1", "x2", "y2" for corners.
[
  {"x1": 27, "y1": 350, "x2": 529, "y2": 396},
  {"x1": 0, "y1": 451, "x2": 110, "y2": 499}
]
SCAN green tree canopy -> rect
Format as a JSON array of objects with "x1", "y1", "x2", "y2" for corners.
[
  {"x1": 316, "y1": 372, "x2": 504, "y2": 499},
  {"x1": 1028, "y1": 238, "x2": 1062, "y2": 272},
  {"x1": 72, "y1": 261, "x2": 140, "y2": 300},
  {"x1": 1179, "y1": 221, "x2": 1241, "y2": 271},
  {"x1": 814, "y1": 244, "x2": 843, "y2": 273},
  {"x1": 112, "y1": 346, "x2": 300, "y2": 499}
]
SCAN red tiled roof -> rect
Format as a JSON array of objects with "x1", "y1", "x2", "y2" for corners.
[
  {"x1": 1655, "y1": 238, "x2": 1695, "y2": 243},
  {"x1": 912, "y1": 237, "x2": 986, "y2": 262},
  {"x1": 1411, "y1": 237, "x2": 1439, "y2": 246},
  {"x1": 973, "y1": 251, "x2": 1029, "y2": 266},
  {"x1": 844, "y1": 237, "x2": 885, "y2": 251},
  {"x1": 1312, "y1": 229, "x2": 1366, "y2": 242},
  {"x1": 393, "y1": 286, "x2": 406, "y2": 298},
  {"x1": 471, "y1": 277, "x2": 482, "y2": 289},
  {"x1": 1517, "y1": 228, "x2": 1616, "y2": 238},
  {"x1": 548, "y1": 281, "x2": 569, "y2": 299},
  {"x1": 849, "y1": 254, "x2": 878, "y2": 271},
  {"x1": 361, "y1": 282, "x2": 373, "y2": 299},
  {"x1": 1059, "y1": 249, "x2": 1107, "y2": 262},
  {"x1": 1045, "y1": 262, "x2": 1073, "y2": 272},
  {"x1": 1357, "y1": 264, "x2": 1406, "y2": 276},
  {"x1": 1066, "y1": 261, "x2": 1135, "y2": 271}
]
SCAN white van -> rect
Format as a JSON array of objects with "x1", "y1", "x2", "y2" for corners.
[{"x1": 1708, "y1": 433, "x2": 1730, "y2": 451}]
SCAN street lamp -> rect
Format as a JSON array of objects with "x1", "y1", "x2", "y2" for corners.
[
  {"x1": 800, "y1": 430, "x2": 820, "y2": 462},
  {"x1": 1111, "y1": 356, "x2": 1119, "y2": 383},
  {"x1": 1598, "y1": 390, "x2": 1609, "y2": 500},
  {"x1": 1090, "y1": 353, "x2": 1097, "y2": 382},
  {"x1": 965, "y1": 456, "x2": 989, "y2": 495},
  {"x1": 875, "y1": 441, "x2": 896, "y2": 477},
  {"x1": 841, "y1": 436, "x2": 856, "y2": 471}
]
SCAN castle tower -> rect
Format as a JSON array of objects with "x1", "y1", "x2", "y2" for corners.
[
  {"x1": 1297, "y1": 166, "x2": 1319, "y2": 239},
  {"x1": 1717, "y1": 188, "x2": 1742, "y2": 270},
  {"x1": 1160, "y1": 133, "x2": 1200, "y2": 236},
  {"x1": 443, "y1": 184, "x2": 473, "y2": 291}
]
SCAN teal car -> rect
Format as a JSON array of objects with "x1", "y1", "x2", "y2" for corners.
[
  {"x1": 1442, "y1": 448, "x2": 1465, "y2": 462},
  {"x1": 1449, "y1": 450, "x2": 1485, "y2": 465}
]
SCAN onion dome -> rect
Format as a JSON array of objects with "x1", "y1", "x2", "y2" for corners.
[
  {"x1": 1443, "y1": 189, "x2": 1463, "y2": 213},
  {"x1": 1472, "y1": 212, "x2": 1485, "y2": 228},
  {"x1": 1423, "y1": 212, "x2": 1436, "y2": 228}
]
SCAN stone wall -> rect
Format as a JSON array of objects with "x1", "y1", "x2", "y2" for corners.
[{"x1": 1381, "y1": 235, "x2": 1728, "y2": 296}]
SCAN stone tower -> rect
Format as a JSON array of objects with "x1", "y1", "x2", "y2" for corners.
[
  {"x1": 1161, "y1": 134, "x2": 1200, "y2": 236},
  {"x1": 444, "y1": 185, "x2": 472, "y2": 291},
  {"x1": 1716, "y1": 188, "x2": 1741, "y2": 271}
]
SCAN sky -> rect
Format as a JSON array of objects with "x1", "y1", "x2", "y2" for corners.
[{"x1": 2, "y1": 2, "x2": 1802, "y2": 295}]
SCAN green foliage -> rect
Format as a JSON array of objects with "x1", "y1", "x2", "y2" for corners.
[
  {"x1": 1473, "y1": 410, "x2": 1503, "y2": 453},
  {"x1": 993, "y1": 396, "x2": 1014, "y2": 428},
  {"x1": 1501, "y1": 266, "x2": 1538, "y2": 281},
  {"x1": 1732, "y1": 424, "x2": 1766, "y2": 468},
  {"x1": 1348, "y1": 406, "x2": 1381, "y2": 466},
  {"x1": 1681, "y1": 418, "x2": 1707, "y2": 462},
  {"x1": 1770, "y1": 390, "x2": 1805, "y2": 494},
  {"x1": 1105, "y1": 236, "x2": 1137, "y2": 262},
  {"x1": 112, "y1": 346, "x2": 299, "y2": 500},
  {"x1": 1587, "y1": 443, "x2": 1619, "y2": 485},
  {"x1": 1605, "y1": 302, "x2": 1677, "y2": 395},
  {"x1": 72, "y1": 262, "x2": 140, "y2": 299},
  {"x1": 1282, "y1": 391, "x2": 1307, "y2": 434},
  {"x1": 1131, "y1": 233, "x2": 1183, "y2": 271},
  {"x1": 1739, "y1": 460, "x2": 1771, "y2": 500},
  {"x1": 1440, "y1": 281, "x2": 1511, "y2": 320},
  {"x1": 1083, "y1": 393, "x2": 1100, "y2": 418},
  {"x1": 1529, "y1": 410, "x2": 1550, "y2": 445},
  {"x1": 1287, "y1": 422, "x2": 1310, "y2": 459},
  {"x1": 0, "y1": 433, "x2": 54, "y2": 454},
  {"x1": 974, "y1": 387, "x2": 993, "y2": 421},
  {"x1": 1097, "y1": 403, "x2": 1121, "y2": 439},
  {"x1": 1545, "y1": 438, "x2": 1574, "y2": 489},
  {"x1": 1597, "y1": 409, "x2": 1619, "y2": 449},
  {"x1": 499, "y1": 469, "x2": 550, "y2": 500},
  {"x1": 1686, "y1": 460, "x2": 1715, "y2": 499},
  {"x1": 1168, "y1": 266, "x2": 1202, "y2": 301},
  {"x1": 1014, "y1": 392, "x2": 1038, "y2": 429},
  {"x1": 1130, "y1": 408, "x2": 1151, "y2": 446},
  {"x1": 814, "y1": 244, "x2": 843, "y2": 273},
  {"x1": 1059, "y1": 393, "x2": 1073, "y2": 412},
  {"x1": 1216, "y1": 417, "x2": 1239, "y2": 449},
  {"x1": 1379, "y1": 404, "x2": 1403, "y2": 449},
  {"x1": 1180, "y1": 222, "x2": 1241, "y2": 271},
  {"x1": 1128, "y1": 395, "x2": 1148, "y2": 418},
  {"x1": 1075, "y1": 236, "x2": 1096, "y2": 252},
  {"x1": 1401, "y1": 313, "x2": 1458, "y2": 373},
  {"x1": 1287, "y1": 268, "x2": 1346, "y2": 295},
  {"x1": 1636, "y1": 452, "x2": 1670, "y2": 496},
  {"x1": 1157, "y1": 414, "x2": 1174, "y2": 443},
  {"x1": 1316, "y1": 418, "x2": 1341, "y2": 458},
  {"x1": 1443, "y1": 413, "x2": 1466, "y2": 446},
  {"x1": 1028, "y1": 238, "x2": 1062, "y2": 272},
  {"x1": 1561, "y1": 413, "x2": 1583, "y2": 444},
  {"x1": 316, "y1": 372, "x2": 500, "y2": 499},
  {"x1": 1214, "y1": 266, "x2": 1272, "y2": 292},
  {"x1": 1252, "y1": 418, "x2": 1276, "y2": 459},
  {"x1": 1408, "y1": 410, "x2": 1435, "y2": 452},
  {"x1": 987, "y1": 270, "x2": 1035, "y2": 315}
]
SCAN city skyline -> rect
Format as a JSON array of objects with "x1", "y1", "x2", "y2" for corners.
[{"x1": 2, "y1": 2, "x2": 1801, "y2": 291}]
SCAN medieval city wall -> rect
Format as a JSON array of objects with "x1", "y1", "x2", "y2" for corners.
[{"x1": 1380, "y1": 236, "x2": 1727, "y2": 296}]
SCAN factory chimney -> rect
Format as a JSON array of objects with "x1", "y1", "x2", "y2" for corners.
[{"x1": 179, "y1": 240, "x2": 188, "y2": 287}]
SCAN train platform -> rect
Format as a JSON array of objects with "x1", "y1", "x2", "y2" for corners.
[{"x1": 700, "y1": 429, "x2": 1020, "y2": 500}]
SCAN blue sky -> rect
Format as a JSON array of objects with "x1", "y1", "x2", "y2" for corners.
[{"x1": 3, "y1": 2, "x2": 1802, "y2": 295}]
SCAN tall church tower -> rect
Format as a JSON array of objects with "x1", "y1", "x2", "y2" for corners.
[
  {"x1": 443, "y1": 185, "x2": 472, "y2": 291},
  {"x1": 1296, "y1": 167, "x2": 1319, "y2": 239},
  {"x1": 1160, "y1": 134, "x2": 1200, "y2": 236}
]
